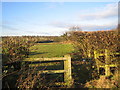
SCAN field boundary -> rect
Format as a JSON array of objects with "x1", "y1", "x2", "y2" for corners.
[
  {"x1": 94, "y1": 49, "x2": 119, "y2": 77},
  {"x1": 23, "y1": 54, "x2": 73, "y2": 87}
]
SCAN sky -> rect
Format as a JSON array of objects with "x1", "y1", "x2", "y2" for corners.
[{"x1": 1, "y1": 1, "x2": 119, "y2": 36}]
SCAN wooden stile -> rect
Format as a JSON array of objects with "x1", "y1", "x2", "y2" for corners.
[{"x1": 94, "y1": 49, "x2": 119, "y2": 77}]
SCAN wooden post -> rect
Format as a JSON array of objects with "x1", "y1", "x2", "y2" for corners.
[
  {"x1": 94, "y1": 50, "x2": 97, "y2": 59},
  {"x1": 105, "y1": 49, "x2": 110, "y2": 76},
  {"x1": 105, "y1": 65, "x2": 110, "y2": 77},
  {"x1": 94, "y1": 50, "x2": 99, "y2": 74},
  {"x1": 105, "y1": 49, "x2": 109, "y2": 64},
  {"x1": 88, "y1": 50, "x2": 91, "y2": 58},
  {"x1": 64, "y1": 54, "x2": 72, "y2": 87}
]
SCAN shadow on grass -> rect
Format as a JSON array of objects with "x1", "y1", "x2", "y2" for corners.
[
  {"x1": 29, "y1": 52, "x2": 48, "y2": 56},
  {"x1": 35, "y1": 40, "x2": 54, "y2": 43}
]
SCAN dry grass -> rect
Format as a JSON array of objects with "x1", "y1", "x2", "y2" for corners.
[{"x1": 85, "y1": 74, "x2": 119, "y2": 88}]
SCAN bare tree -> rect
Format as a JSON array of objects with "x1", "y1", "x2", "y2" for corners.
[{"x1": 69, "y1": 26, "x2": 82, "y2": 31}]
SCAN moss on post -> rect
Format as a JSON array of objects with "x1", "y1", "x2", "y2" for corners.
[
  {"x1": 105, "y1": 49, "x2": 111, "y2": 77},
  {"x1": 64, "y1": 54, "x2": 73, "y2": 87},
  {"x1": 94, "y1": 50, "x2": 100, "y2": 74},
  {"x1": 105, "y1": 65, "x2": 111, "y2": 77}
]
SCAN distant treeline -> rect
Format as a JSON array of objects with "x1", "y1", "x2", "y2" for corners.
[{"x1": 2, "y1": 36, "x2": 64, "y2": 43}]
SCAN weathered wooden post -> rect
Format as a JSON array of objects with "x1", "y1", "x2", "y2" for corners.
[
  {"x1": 88, "y1": 50, "x2": 91, "y2": 58},
  {"x1": 105, "y1": 65, "x2": 110, "y2": 77},
  {"x1": 105, "y1": 49, "x2": 111, "y2": 77},
  {"x1": 94, "y1": 50, "x2": 97, "y2": 60},
  {"x1": 64, "y1": 54, "x2": 72, "y2": 87},
  {"x1": 94, "y1": 50, "x2": 100, "y2": 74}
]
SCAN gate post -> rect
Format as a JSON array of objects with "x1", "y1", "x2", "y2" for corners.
[
  {"x1": 105, "y1": 49, "x2": 110, "y2": 76},
  {"x1": 105, "y1": 65, "x2": 110, "y2": 77},
  {"x1": 94, "y1": 50, "x2": 100, "y2": 74},
  {"x1": 64, "y1": 54, "x2": 72, "y2": 87}
]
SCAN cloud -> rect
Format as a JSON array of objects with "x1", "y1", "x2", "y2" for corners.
[
  {"x1": 2, "y1": 24, "x2": 19, "y2": 31},
  {"x1": 79, "y1": 3, "x2": 118, "y2": 20},
  {"x1": 2, "y1": 20, "x2": 20, "y2": 31},
  {"x1": 25, "y1": 30, "x2": 51, "y2": 35},
  {"x1": 50, "y1": 3, "x2": 118, "y2": 31},
  {"x1": 80, "y1": 23, "x2": 117, "y2": 31},
  {"x1": 50, "y1": 20, "x2": 117, "y2": 31},
  {"x1": 50, "y1": 21, "x2": 72, "y2": 28}
]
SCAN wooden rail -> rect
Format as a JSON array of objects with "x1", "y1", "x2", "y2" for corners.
[
  {"x1": 23, "y1": 54, "x2": 73, "y2": 87},
  {"x1": 39, "y1": 70, "x2": 66, "y2": 74},
  {"x1": 24, "y1": 57, "x2": 67, "y2": 62}
]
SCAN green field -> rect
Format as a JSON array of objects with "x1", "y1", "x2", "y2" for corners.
[{"x1": 28, "y1": 43, "x2": 74, "y2": 58}]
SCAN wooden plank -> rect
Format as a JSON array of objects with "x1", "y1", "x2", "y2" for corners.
[
  {"x1": 109, "y1": 52, "x2": 120, "y2": 55},
  {"x1": 39, "y1": 70, "x2": 66, "y2": 74},
  {"x1": 23, "y1": 57, "x2": 67, "y2": 62},
  {"x1": 99, "y1": 64, "x2": 117, "y2": 68},
  {"x1": 98, "y1": 54, "x2": 104, "y2": 56},
  {"x1": 99, "y1": 65, "x2": 105, "y2": 68},
  {"x1": 109, "y1": 64, "x2": 118, "y2": 67},
  {"x1": 55, "y1": 82, "x2": 67, "y2": 86}
]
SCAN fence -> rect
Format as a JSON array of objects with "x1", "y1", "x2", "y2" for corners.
[
  {"x1": 23, "y1": 54, "x2": 73, "y2": 87},
  {"x1": 94, "y1": 49, "x2": 119, "y2": 77}
]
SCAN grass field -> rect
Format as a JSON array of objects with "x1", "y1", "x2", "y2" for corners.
[
  {"x1": 28, "y1": 43, "x2": 74, "y2": 58},
  {"x1": 26, "y1": 42, "x2": 74, "y2": 72},
  {"x1": 25, "y1": 42, "x2": 90, "y2": 86}
]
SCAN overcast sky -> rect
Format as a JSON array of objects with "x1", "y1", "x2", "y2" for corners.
[{"x1": 2, "y1": 1, "x2": 118, "y2": 36}]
